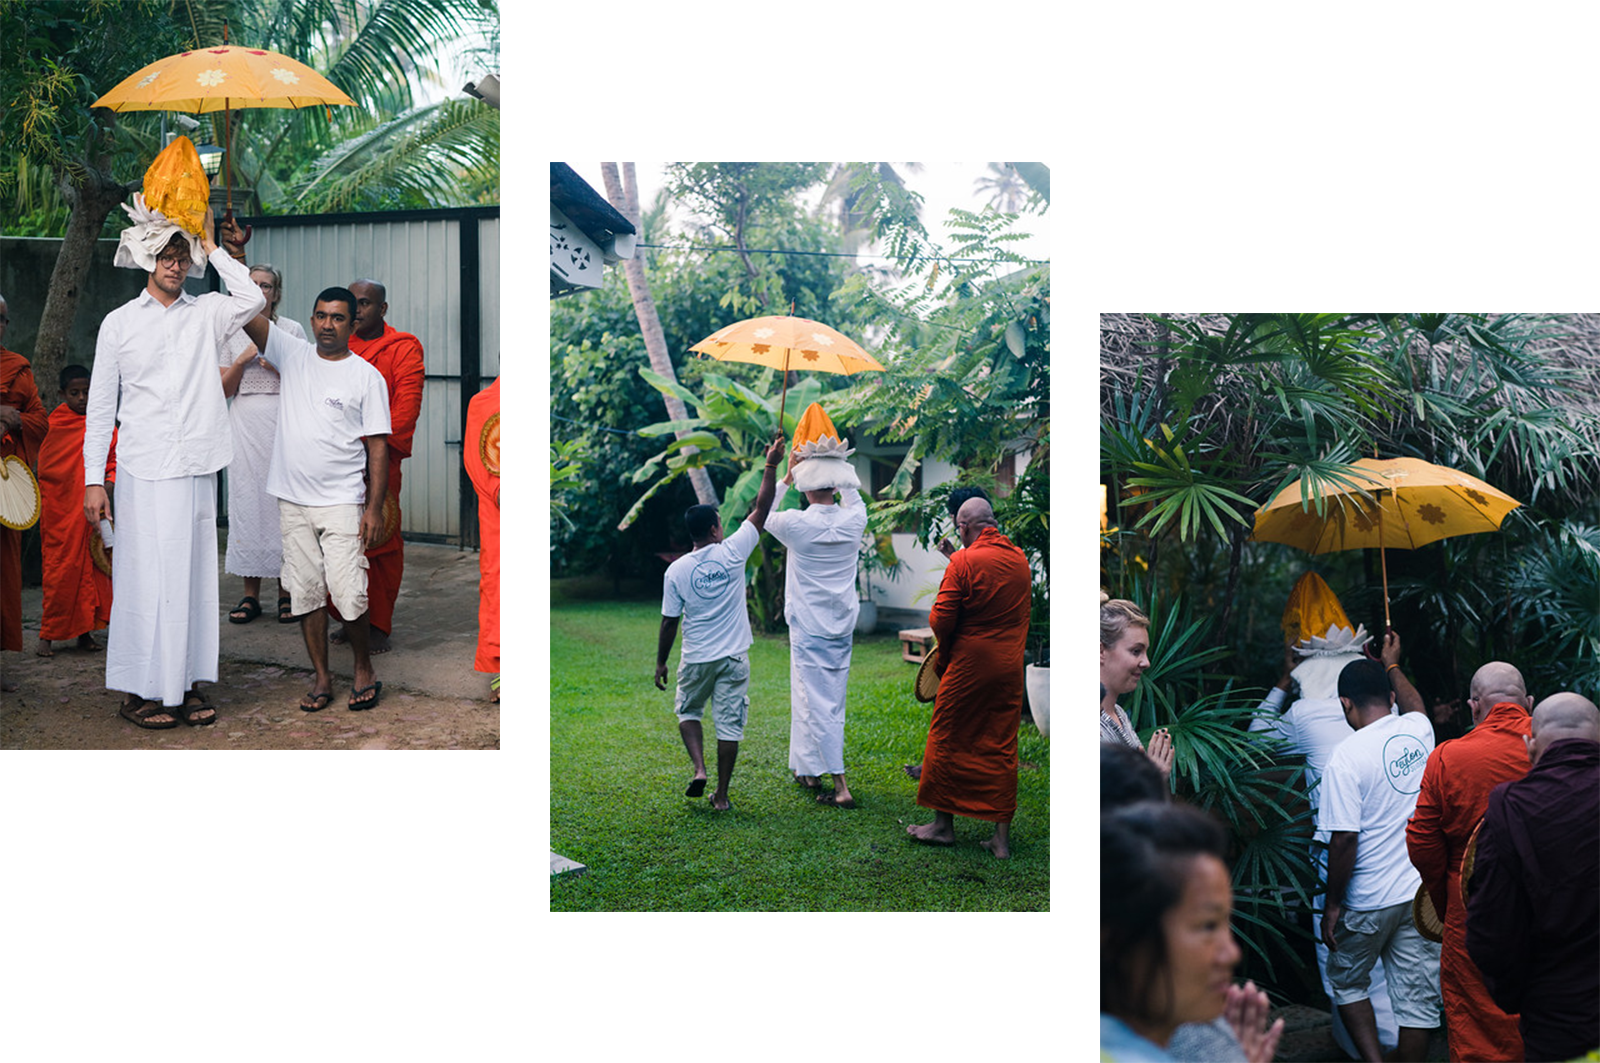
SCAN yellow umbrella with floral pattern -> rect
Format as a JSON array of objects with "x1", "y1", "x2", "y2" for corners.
[
  {"x1": 92, "y1": 39, "x2": 355, "y2": 219},
  {"x1": 689, "y1": 314, "x2": 883, "y2": 423},
  {"x1": 1251, "y1": 456, "x2": 1520, "y2": 628}
]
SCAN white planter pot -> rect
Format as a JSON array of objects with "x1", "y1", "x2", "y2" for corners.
[
  {"x1": 854, "y1": 599, "x2": 878, "y2": 635},
  {"x1": 1025, "y1": 664, "x2": 1050, "y2": 737}
]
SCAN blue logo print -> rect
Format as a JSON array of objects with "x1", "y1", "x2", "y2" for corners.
[
  {"x1": 690, "y1": 558, "x2": 732, "y2": 599},
  {"x1": 1382, "y1": 733, "x2": 1429, "y2": 794}
]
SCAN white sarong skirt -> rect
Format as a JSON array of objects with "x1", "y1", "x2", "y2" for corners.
[{"x1": 106, "y1": 471, "x2": 220, "y2": 706}]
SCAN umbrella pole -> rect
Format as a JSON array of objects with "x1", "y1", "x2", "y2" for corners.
[
  {"x1": 777, "y1": 359, "x2": 790, "y2": 434},
  {"x1": 225, "y1": 101, "x2": 234, "y2": 217},
  {"x1": 1378, "y1": 496, "x2": 1392, "y2": 631}
]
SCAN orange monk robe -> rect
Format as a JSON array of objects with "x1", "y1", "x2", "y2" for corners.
[
  {"x1": 331, "y1": 323, "x2": 424, "y2": 634},
  {"x1": 462, "y1": 378, "x2": 499, "y2": 673},
  {"x1": 1405, "y1": 702, "x2": 1531, "y2": 1063},
  {"x1": 1, "y1": 348, "x2": 49, "y2": 652},
  {"x1": 37, "y1": 405, "x2": 116, "y2": 641},
  {"x1": 916, "y1": 527, "x2": 1032, "y2": 821}
]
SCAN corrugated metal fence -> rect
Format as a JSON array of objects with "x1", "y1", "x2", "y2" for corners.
[{"x1": 242, "y1": 206, "x2": 499, "y2": 546}]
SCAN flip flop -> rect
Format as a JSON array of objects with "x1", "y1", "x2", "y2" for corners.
[
  {"x1": 228, "y1": 596, "x2": 261, "y2": 624},
  {"x1": 119, "y1": 697, "x2": 178, "y2": 730},
  {"x1": 348, "y1": 680, "x2": 382, "y2": 711},
  {"x1": 300, "y1": 691, "x2": 333, "y2": 712},
  {"x1": 685, "y1": 777, "x2": 708, "y2": 798},
  {"x1": 816, "y1": 790, "x2": 856, "y2": 809}
]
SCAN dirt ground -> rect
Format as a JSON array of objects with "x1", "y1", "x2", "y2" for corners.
[
  {"x1": 0, "y1": 537, "x2": 499, "y2": 749},
  {"x1": 0, "y1": 647, "x2": 498, "y2": 749}
]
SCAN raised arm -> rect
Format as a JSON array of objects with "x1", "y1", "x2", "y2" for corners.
[
  {"x1": 1381, "y1": 629, "x2": 1425, "y2": 715},
  {"x1": 746, "y1": 435, "x2": 785, "y2": 533}
]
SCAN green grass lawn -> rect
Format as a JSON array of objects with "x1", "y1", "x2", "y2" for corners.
[{"x1": 550, "y1": 579, "x2": 1049, "y2": 911}]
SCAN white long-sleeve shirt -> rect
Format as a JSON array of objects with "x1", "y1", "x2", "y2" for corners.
[
  {"x1": 766, "y1": 482, "x2": 869, "y2": 639},
  {"x1": 84, "y1": 249, "x2": 265, "y2": 484}
]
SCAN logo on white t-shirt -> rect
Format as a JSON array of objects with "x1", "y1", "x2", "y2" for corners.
[
  {"x1": 690, "y1": 557, "x2": 733, "y2": 599},
  {"x1": 1382, "y1": 733, "x2": 1429, "y2": 794}
]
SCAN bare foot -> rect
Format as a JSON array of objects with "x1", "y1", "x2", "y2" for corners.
[
  {"x1": 980, "y1": 836, "x2": 1011, "y2": 859},
  {"x1": 795, "y1": 774, "x2": 819, "y2": 789},
  {"x1": 906, "y1": 821, "x2": 955, "y2": 846},
  {"x1": 35, "y1": 639, "x2": 52, "y2": 657},
  {"x1": 76, "y1": 633, "x2": 102, "y2": 651},
  {"x1": 709, "y1": 792, "x2": 732, "y2": 812},
  {"x1": 903, "y1": 764, "x2": 922, "y2": 781},
  {"x1": 334, "y1": 627, "x2": 392, "y2": 654}
]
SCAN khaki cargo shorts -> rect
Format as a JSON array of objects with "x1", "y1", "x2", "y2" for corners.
[
  {"x1": 279, "y1": 500, "x2": 369, "y2": 620},
  {"x1": 673, "y1": 653, "x2": 750, "y2": 741}
]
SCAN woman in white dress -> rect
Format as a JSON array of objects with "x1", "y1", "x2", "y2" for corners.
[{"x1": 220, "y1": 264, "x2": 304, "y2": 624}]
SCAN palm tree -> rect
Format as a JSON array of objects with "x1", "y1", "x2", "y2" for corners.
[
  {"x1": 974, "y1": 162, "x2": 1027, "y2": 213},
  {"x1": 601, "y1": 162, "x2": 717, "y2": 506}
]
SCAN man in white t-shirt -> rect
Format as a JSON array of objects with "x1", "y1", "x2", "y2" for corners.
[
  {"x1": 1319, "y1": 632, "x2": 1441, "y2": 1063},
  {"x1": 655, "y1": 436, "x2": 786, "y2": 811},
  {"x1": 240, "y1": 287, "x2": 391, "y2": 714},
  {"x1": 766, "y1": 439, "x2": 869, "y2": 808}
]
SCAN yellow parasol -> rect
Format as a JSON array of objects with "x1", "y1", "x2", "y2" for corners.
[
  {"x1": 92, "y1": 35, "x2": 355, "y2": 221},
  {"x1": 688, "y1": 314, "x2": 884, "y2": 426},
  {"x1": 1251, "y1": 456, "x2": 1520, "y2": 629}
]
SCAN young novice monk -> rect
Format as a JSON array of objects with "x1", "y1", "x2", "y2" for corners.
[{"x1": 36, "y1": 364, "x2": 116, "y2": 656}]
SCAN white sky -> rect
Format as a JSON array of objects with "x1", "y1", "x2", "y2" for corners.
[{"x1": 565, "y1": 161, "x2": 1048, "y2": 265}]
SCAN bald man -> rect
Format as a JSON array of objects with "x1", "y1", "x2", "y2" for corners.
[
  {"x1": 907, "y1": 497, "x2": 1031, "y2": 858},
  {"x1": 1405, "y1": 663, "x2": 1534, "y2": 1062},
  {"x1": 1467, "y1": 693, "x2": 1599, "y2": 1063},
  {"x1": 328, "y1": 278, "x2": 424, "y2": 652}
]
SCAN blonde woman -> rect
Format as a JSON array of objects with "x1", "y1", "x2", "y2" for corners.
[{"x1": 1101, "y1": 593, "x2": 1174, "y2": 779}]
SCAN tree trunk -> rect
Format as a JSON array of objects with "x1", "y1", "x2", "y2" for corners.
[
  {"x1": 601, "y1": 162, "x2": 716, "y2": 506},
  {"x1": 34, "y1": 135, "x2": 132, "y2": 395}
]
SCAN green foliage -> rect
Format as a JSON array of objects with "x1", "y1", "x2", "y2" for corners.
[
  {"x1": 290, "y1": 98, "x2": 498, "y2": 212},
  {"x1": 552, "y1": 164, "x2": 871, "y2": 584},
  {"x1": 1118, "y1": 578, "x2": 1319, "y2": 982}
]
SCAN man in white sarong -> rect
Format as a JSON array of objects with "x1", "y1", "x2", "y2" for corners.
[
  {"x1": 84, "y1": 199, "x2": 265, "y2": 729},
  {"x1": 1250, "y1": 572, "x2": 1402, "y2": 1058},
  {"x1": 765, "y1": 403, "x2": 869, "y2": 808}
]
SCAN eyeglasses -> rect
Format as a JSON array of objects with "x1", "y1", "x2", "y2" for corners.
[
  {"x1": 255, "y1": 282, "x2": 278, "y2": 291},
  {"x1": 156, "y1": 253, "x2": 190, "y2": 268}
]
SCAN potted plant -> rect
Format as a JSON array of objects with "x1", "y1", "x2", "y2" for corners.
[{"x1": 857, "y1": 531, "x2": 904, "y2": 634}]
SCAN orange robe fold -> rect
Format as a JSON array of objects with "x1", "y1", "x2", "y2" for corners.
[
  {"x1": 1, "y1": 348, "x2": 49, "y2": 652},
  {"x1": 37, "y1": 405, "x2": 116, "y2": 640},
  {"x1": 330, "y1": 323, "x2": 424, "y2": 634},
  {"x1": 1405, "y1": 702, "x2": 1531, "y2": 1063},
  {"x1": 463, "y1": 378, "x2": 498, "y2": 673},
  {"x1": 916, "y1": 527, "x2": 1032, "y2": 822}
]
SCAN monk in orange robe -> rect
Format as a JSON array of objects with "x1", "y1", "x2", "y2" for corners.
[
  {"x1": 907, "y1": 497, "x2": 1032, "y2": 858},
  {"x1": 1, "y1": 297, "x2": 51, "y2": 671},
  {"x1": 329, "y1": 279, "x2": 424, "y2": 652},
  {"x1": 463, "y1": 378, "x2": 499, "y2": 688},
  {"x1": 36, "y1": 364, "x2": 117, "y2": 655},
  {"x1": 1405, "y1": 662, "x2": 1532, "y2": 1063}
]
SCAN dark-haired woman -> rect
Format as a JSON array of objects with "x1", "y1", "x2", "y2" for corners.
[{"x1": 1101, "y1": 803, "x2": 1282, "y2": 1061}]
